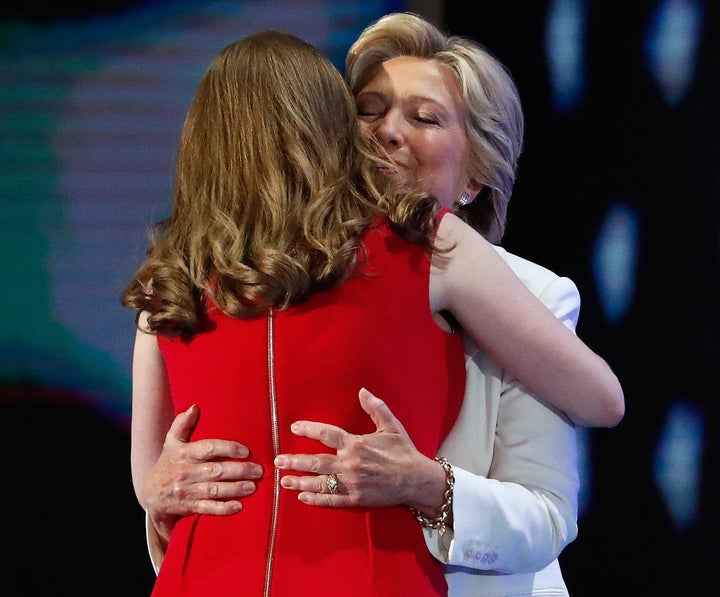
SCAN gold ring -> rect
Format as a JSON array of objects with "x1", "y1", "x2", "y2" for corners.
[{"x1": 326, "y1": 473, "x2": 339, "y2": 494}]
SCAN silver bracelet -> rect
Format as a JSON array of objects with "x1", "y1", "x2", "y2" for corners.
[{"x1": 408, "y1": 457, "x2": 454, "y2": 537}]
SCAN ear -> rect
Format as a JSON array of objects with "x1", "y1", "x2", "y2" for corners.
[{"x1": 466, "y1": 180, "x2": 484, "y2": 200}]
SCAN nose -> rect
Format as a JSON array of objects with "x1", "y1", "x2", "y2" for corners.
[{"x1": 372, "y1": 110, "x2": 404, "y2": 149}]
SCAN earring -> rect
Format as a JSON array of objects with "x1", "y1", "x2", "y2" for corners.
[{"x1": 457, "y1": 192, "x2": 472, "y2": 206}]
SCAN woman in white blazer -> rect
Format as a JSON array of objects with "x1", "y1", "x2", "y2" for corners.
[
  {"x1": 429, "y1": 246, "x2": 581, "y2": 595},
  {"x1": 140, "y1": 12, "x2": 622, "y2": 596}
]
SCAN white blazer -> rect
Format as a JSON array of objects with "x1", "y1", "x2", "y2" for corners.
[{"x1": 423, "y1": 247, "x2": 581, "y2": 596}]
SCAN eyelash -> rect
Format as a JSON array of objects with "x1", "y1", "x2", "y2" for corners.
[{"x1": 355, "y1": 107, "x2": 440, "y2": 126}]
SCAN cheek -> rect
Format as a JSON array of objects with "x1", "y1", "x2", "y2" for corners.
[
  {"x1": 421, "y1": 145, "x2": 466, "y2": 206},
  {"x1": 436, "y1": 195, "x2": 457, "y2": 210}
]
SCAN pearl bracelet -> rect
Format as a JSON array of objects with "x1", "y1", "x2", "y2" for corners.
[{"x1": 408, "y1": 457, "x2": 454, "y2": 537}]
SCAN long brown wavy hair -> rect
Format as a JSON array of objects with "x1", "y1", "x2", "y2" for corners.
[{"x1": 121, "y1": 30, "x2": 442, "y2": 340}]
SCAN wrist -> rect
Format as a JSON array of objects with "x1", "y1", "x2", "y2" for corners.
[
  {"x1": 404, "y1": 454, "x2": 446, "y2": 513},
  {"x1": 407, "y1": 457, "x2": 454, "y2": 536}
]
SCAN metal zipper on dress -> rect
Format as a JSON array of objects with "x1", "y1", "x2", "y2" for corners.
[{"x1": 264, "y1": 308, "x2": 281, "y2": 597}]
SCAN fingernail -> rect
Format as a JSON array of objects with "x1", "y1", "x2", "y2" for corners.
[
  {"x1": 280, "y1": 477, "x2": 295, "y2": 489},
  {"x1": 274, "y1": 456, "x2": 286, "y2": 467}
]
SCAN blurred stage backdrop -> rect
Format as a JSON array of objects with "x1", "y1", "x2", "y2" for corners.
[{"x1": 1, "y1": 1, "x2": 717, "y2": 594}]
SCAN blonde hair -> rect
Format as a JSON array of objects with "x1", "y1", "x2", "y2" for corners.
[
  {"x1": 346, "y1": 12, "x2": 524, "y2": 244},
  {"x1": 122, "y1": 30, "x2": 440, "y2": 339}
]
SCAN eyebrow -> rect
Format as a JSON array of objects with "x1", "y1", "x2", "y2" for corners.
[
  {"x1": 407, "y1": 94, "x2": 449, "y2": 109},
  {"x1": 357, "y1": 90, "x2": 451, "y2": 113}
]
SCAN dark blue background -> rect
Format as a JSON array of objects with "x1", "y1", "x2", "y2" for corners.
[{"x1": 1, "y1": 1, "x2": 716, "y2": 594}]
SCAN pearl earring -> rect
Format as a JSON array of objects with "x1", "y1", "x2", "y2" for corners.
[{"x1": 457, "y1": 192, "x2": 472, "y2": 206}]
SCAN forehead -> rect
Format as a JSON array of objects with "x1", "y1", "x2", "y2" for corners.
[{"x1": 361, "y1": 56, "x2": 462, "y2": 108}]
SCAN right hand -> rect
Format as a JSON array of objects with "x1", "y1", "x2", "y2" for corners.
[
  {"x1": 275, "y1": 388, "x2": 446, "y2": 515},
  {"x1": 144, "y1": 404, "x2": 264, "y2": 543}
]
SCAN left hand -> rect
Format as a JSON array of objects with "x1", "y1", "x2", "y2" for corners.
[{"x1": 274, "y1": 387, "x2": 444, "y2": 512}]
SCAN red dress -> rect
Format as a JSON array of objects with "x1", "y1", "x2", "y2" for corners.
[{"x1": 152, "y1": 216, "x2": 465, "y2": 597}]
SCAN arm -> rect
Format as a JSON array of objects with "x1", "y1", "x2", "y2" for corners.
[
  {"x1": 431, "y1": 212, "x2": 624, "y2": 428},
  {"x1": 130, "y1": 321, "x2": 176, "y2": 572},
  {"x1": 277, "y1": 381, "x2": 577, "y2": 574},
  {"x1": 425, "y1": 274, "x2": 580, "y2": 573},
  {"x1": 130, "y1": 320, "x2": 176, "y2": 507},
  {"x1": 278, "y1": 278, "x2": 581, "y2": 572}
]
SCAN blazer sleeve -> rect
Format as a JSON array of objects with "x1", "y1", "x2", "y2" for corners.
[{"x1": 424, "y1": 274, "x2": 581, "y2": 573}]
